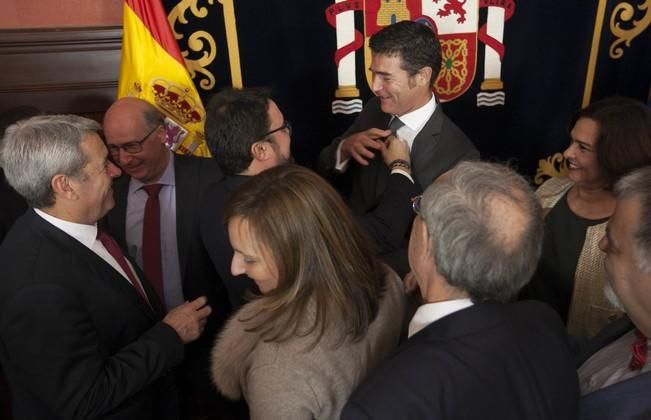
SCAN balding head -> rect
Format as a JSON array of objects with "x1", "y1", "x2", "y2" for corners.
[
  {"x1": 413, "y1": 161, "x2": 543, "y2": 302},
  {"x1": 103, "y1": 98, "x2": 168, "y2": 183}
]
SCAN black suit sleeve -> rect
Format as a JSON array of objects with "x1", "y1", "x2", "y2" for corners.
[
  {"x1": 1, "y1": 283, "x2": 183, "y2": 419},
  {"x1": 356, "y1": 173, "x2": 420, "y2": 254},
  {"x1": 317, "y1": 98, "x2": 387, "y2": 179}
]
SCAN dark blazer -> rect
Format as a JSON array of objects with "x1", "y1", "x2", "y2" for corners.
[
  {"x1": 318, "y1": 97, "x2": 478, "y2": 275},
  {"x1": 576, "y1": 316, "x2": 651, "y2": 419},
  {"x1": 200, "y1": 175, "x2": 255, "y2": 311},
  {"x1": 318, "y1": 96, "x2": 478, "y2": 211},
  {"x1": 105, "y1": 154, "x2": 230, "y2": 416},
  {"x1": 0, "y1": 210, "x2": 184, "y2": 420},
  {"x1": 342, "y1": 301, "x2": 579, "y2": 420}
]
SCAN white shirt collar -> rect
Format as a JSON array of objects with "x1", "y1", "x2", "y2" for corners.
[
  {"x1": 34, "y1": 208, "x2": 98, "y2": 250},
  {"x1": 396, "y1": 94, "x2": 436, "y2": 132},
  {"x1": 392, "y1": 95, "x2": 436, "y2": 150},
  {"x1": 408, "y1": 298, "x2": 474, "y2": 338}
]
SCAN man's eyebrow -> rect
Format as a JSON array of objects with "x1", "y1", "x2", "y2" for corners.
[{"x1": 369, "y1": 68, "x2": 391, "y2": 77}]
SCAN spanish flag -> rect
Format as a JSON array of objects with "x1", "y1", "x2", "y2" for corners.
[{"x1": 118, "y1": 0, "x2": 210, "y2": 157}]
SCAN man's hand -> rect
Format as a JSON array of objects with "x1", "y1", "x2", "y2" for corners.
[
  {"x1": 340, "y1": 128, "x2": 392, "y2": 166},
  {"x1": 383, "y1": 135, "x2": 411, "y2": 169},
  {"x1": 163, "y1": 296, "x2": 212, "y2": 344}
]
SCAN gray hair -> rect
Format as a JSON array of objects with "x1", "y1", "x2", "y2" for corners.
[
  {"x1": 142, "y1": 105, "x2": 165, "y2": 130},
  {"x1": 0, "y1": 114, "x2": 101, "y2": 208},
  {"x1": 613, "y1": 166, "x2": 651, "y2": 274},
  {"x1": 419, "y1": 161, "x2": 543, "y2": 302}
]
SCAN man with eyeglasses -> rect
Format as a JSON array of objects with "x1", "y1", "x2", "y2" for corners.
[
  {"x1": 342, "y1": 162, "x2": 579, "y2": 420},
  {"x1": 200, "y1": 88, "x2": 293, "y2": 311},
  {"x1": 102, "y1": 97, "x2": 231, "y2": 420},
  {"x1": 201, "y1": 88, "x2": 421, "y2": 314}
]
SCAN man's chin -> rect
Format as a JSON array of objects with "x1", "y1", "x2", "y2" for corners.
[{"x1": 379, "y1": 100, "x2": 394, "y2": 115}]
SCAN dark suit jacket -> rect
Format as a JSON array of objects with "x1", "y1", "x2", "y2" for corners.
[
  {"x1": 200, "y1": 175, "x2": 255, "y2": 311},
  {"x1": 342, "y1": 301, "x2": 579, "y2": 420},
  {"x1": 576, "y1": 316, "x2": 651, "y2": 419},
  {"x1": 0, "y1": 210, "x2": 184, "y2": 420},
  {"x1": 318, "y1": 97, "x2": 478, "y2": 275},
  {"x1": 105, "y1": 154, "x2": 230, "y2": 415}
]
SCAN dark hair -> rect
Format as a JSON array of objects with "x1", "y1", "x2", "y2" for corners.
[
  {"x1": 369, "y1": 20, "x2": 442, "y2": 87},
  {"x1": 204, "y1": 87, "x2": 272, "y2": 175},
  {"x1": 224, "y1": 165, "x2": 385, "y2": 345},
  {"x1": 571, "y1": 96, "x2": 651, "y2": 186}
]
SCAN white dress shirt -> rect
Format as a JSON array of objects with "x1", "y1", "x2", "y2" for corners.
[{"x1": 578, "y1": 329, "x2": 651, "y2": 395}]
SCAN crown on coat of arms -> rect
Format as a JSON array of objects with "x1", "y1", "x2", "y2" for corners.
[{"x1": 151, "y1": 79, "x2": 203, "y2": 124}]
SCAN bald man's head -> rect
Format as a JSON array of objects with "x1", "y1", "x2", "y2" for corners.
[{"x1": 103, "y1": 98, "x2": 169, "y2": 183}]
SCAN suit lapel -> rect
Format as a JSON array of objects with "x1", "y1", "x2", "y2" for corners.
[
  {"x1": 410, "y1": 106, "x2": 444, "y2": 189},
  {"x1": 31, "y1": 211, "x2": 158, "y2": 320},
  {"x1": 88, "y1": 251, "x2": 160, "y2": 320}
]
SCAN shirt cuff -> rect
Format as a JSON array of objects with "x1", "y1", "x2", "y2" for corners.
[
  {"x1": 334, "y1": 140, "x2": 350, "y2": 173},
  {"x1": 391, "y1": 169, "x2": 414, "y2": 183}
]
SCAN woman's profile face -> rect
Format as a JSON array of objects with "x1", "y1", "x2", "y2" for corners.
[
  {"x1": 228, "y1": 216, "x2": 279, "y2": 294},
  {"x1": 563, "y1": 117, "x2": 603, "y2": 187}
]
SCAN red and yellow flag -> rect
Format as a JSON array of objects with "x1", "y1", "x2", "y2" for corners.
[{"x1": 118, "y1": 0, "x2": 210, "y2": 157}]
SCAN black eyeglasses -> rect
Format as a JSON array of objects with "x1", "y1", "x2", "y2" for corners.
[
  {"x1": 259, "y1": 121, "x2": 292, "y2": 141},
  {"x1": 108, "y1": 124, "x2": 161, "y2": 156},
  {"x1": 411, "y1": 195, "x2": 422, "y2": 215}
]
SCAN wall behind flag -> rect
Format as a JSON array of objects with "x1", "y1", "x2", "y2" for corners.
[{"x1": 0, "y1": 0, "x2": 121, "y2": 28}]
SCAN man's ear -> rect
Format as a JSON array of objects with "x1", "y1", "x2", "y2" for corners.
[
  {"x1": 156, "y1": 124, "x2": 166, "y2": 145},
  {"x1": 251, "y1": 141, "x2": 270, "y2": 162},
  {"x1": 51, "y1": 174, "x2": 78, "y2": 200},
  {"x1": 418, "y1": 66, "x2": 433, "y2": 87}
]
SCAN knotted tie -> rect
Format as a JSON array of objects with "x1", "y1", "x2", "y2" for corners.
[
  {"x1": 142, "y1": 183, "x2": 164, "y2": 306},
  {"x1": 629, "y1": 329, "x2": 648, "y2": 371},
  {"x1": 388, "y1": 116, "x2": 405, "y2": 136},
  {"x1": 97, "y1": 229, "x2": 150, "y2": 306}
]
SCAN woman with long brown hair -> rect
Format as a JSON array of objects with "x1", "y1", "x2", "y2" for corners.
[{"x1": 211, "y1": 164, "x2": 406, "y2": 420}]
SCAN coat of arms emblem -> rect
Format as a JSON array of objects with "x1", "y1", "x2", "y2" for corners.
[{"x1": 326, "y1": 0, "x2": 515, "y2": 113}]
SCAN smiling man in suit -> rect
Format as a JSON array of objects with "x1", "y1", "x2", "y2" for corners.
[
  {"x1": 0, "y1": 115, "x2": 210, "y2": 419},
  {"x1": 342, "y1": 162, "x2": 579, "y2": 419},
  {"x1": 577, "y1": 165, "x2": 651, "y2": 419},
  {"x1": 318, "y1": 20, "x2": 478, "y2": 276},
  {"x1": 102, "y1": 98, "x2": 230, "y2": 420}
]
